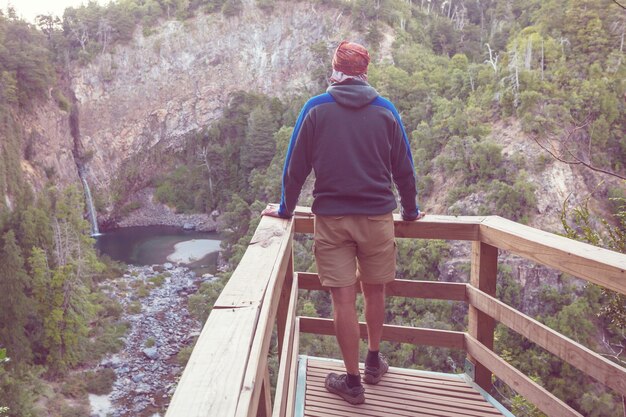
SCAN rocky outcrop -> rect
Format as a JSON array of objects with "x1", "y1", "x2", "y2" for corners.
[
  {"x1": 19, "y1": 98, "x2": 81, "y2": 192},
  {"x1": 71, "y1": 2, "x2": 355, "y2": 218},
  {"x1": 113, "y1": 188, "x2": 218, "y2": 231}
]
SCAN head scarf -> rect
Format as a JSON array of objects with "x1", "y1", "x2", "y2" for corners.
[{"x1": 330, "y1": 41, "x2": 370, "y2": 83}]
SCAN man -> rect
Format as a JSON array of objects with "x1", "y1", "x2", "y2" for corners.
[{"x1": 262, "y1": 40, "x2": 424, "y2": 404}]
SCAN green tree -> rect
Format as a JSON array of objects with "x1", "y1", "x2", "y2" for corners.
[
  {"x1": 240, "y1": 106, "x2": 278, "y2": 175},
  {"x1": 221, "y1": 0, "x2": 242, "y2": 17},
  {"x1": 0, "y1": 230, "x2": 32, "y2": 363}
]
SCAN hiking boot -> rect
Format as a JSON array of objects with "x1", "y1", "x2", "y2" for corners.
[
  {"x1": 363, "y1": 354, "x2": 389, "y2": 385},
  {"x1": 324, "y1": 373, "x2": 365, "y2": 405}
]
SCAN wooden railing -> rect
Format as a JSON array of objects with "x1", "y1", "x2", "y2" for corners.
[{"x1": 165, "y1": 208, "x2": 626, "y2": 417}]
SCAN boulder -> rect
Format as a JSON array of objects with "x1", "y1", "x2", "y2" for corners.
[{"x1": 142, "y1": 347, "x2": 159, "y2": 360}]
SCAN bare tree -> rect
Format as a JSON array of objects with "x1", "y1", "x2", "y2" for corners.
[
  {"x1": 485, "y1": 43, "x2": 499, "y2": 73},
  {"x1": 97, "y1": 17, "x2": 113, "y2": 54},
  {"x1": 531, "y1": 116, "x2": 626, "y2": 181}
]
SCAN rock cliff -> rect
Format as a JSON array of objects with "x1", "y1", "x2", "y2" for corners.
[{"x1": 68, "y1": 2, "x2": 353, "y2": 221}]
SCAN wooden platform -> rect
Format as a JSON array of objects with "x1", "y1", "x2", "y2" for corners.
[{"x1": 297, "y1": 357, "x2": 512, "y2": 417}]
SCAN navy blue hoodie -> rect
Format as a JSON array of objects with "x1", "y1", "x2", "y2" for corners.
[{"x1": 278, "y1": 79, "x2": 419, "y2": 220}]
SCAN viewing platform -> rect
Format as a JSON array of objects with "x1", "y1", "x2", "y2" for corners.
[{"x1": 165, "y1": 208, "x2": 626, "y2": 417}]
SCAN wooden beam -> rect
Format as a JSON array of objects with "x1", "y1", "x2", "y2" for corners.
[
  {"x1": 393, "y1": 214, "x2": 482, "y2": 241},
  {"x1": 297, "y1": 272, "x2": 467, "y2": 302},
  {"x1": 479, "y1": 216, "x2": 626, "y2": 295},
  {"x1": 293, "y1": 209, "x2": 483, "y2": 241},
  {"x1": 467, "y1": 241, "x2": 497, "y2": 391},
  {"x1": 215, "y1": 217, "x2": 294, "y2": 308},
  {"x1": 299, "y1": 317, "x2": 465, "y2": 350},
  {"x1": 465, "y1": 334, "x2": 583, "y2": 417},
  {"x1": 166, "y1": 216, "x2": 294, "y2": 417},
  {"x1": 165, "y1": 307, "x2": 259, "y2": 416},
  {"x1": 286, "y1": 320, "x2": 301, "y2": 417},
  {"x1": 273, "y1": 275, "x2": 299, "y2": 417},
  {"x1": 276, "y1": 254, "x2": 294, "y2": 357},
  {"x1": 256, "y1": 367, "x2": 272, "y2": 417},
  {"x1": 236, "y1": 222, "x2": 294, "y2": 417},
  {"x1": 467, "y1": 285, "x2": 626, "y2": 397}
]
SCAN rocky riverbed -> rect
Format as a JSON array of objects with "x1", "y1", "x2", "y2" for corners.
[
  {"x1": 91, "y1": 263, "x2": 217, "y2": 417},
  {"x1": 112, "y1": 188, "x2": 218, "y2": 232}
]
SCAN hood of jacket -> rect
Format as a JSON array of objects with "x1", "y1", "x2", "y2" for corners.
[{"x1": 327, "y1": 80, "x2": 379, "y2": 109}]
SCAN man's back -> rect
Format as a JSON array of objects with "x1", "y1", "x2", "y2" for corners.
[{"x1": 279, "y1": 80, "x2": 418, "y2": 219}]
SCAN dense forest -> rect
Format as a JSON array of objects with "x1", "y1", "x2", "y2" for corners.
[{"x1": 1, "y1": 0, "x2": 625, "y2": 416}]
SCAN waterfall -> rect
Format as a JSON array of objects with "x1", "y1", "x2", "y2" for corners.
[{"x1": 79, "y1": 170, "x2": 100, "y2": 236}]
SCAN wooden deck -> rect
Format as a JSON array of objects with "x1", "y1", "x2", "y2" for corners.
[
  {"x1": 166, "y1": 210, "x2": 626, "y2": 417},
  {"x1": 299, "y1": 357, "x2": 511, "y2": 417}
]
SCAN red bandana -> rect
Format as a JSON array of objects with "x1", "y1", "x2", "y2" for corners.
[{"x1": 332, "y1": 41, "x2": 370, "y2": 76}]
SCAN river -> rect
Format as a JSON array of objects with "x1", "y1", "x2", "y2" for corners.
[
  {"x1": 95, "y1": 225, "x2": 221, "y2": 272},
  {"x1": 88, "y1": 226, "x2": 222, "y2": 416}
]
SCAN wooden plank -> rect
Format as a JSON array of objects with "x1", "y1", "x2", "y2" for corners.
[
  {"x1": 465, "y1": 334, "x2": 583, "y2": 417},
  {"x1": 297, "y1": 272, "x2": 468, "y2": 301},
  {"x1": 168, "y1": 215, "x2": 294, "y2": 417},
  {"x1": 307, "y1": 369, "x2": 482, "y2": 397},
  {"x1": 215, "y1": 216, "x2": 293, "y2": 308},
  {"x1": 293, "y1": 208, "x2": 483, "y2": 241},
  {"x1": 393, "y1": 214, "x2": 483, "y2": 241},
  {"x1": 272, "y1": 275, "x2": 299, "y2": 417},
  {"x1": 256, "y1": 367, "x2": 271, "y2": 417},
  {"x1": 299, "y1": 316, "x2": 465, "y2": 349},
  {"x1": 479, "y1": 216, "x2": 626, "y2": 295},
  {"x1": 306, "y1": 387, "x2": 502, "y2": 417},
  {"x1": 467, "y1": 285, "x2": 626, "y2": 397},
  {"x1": 307, "y1": 358, "x2": 502, "y2": 417},
  {"x1": 307, "y1": 358, "x2": 470, "y2": 384},
  {"x1": 307, "y1": 372, "x2": 485, "y2": 399},
  {"x1": 236, "y1": 221, "x2": 294, "y2": 417},
  {"x1": 307, "y1": 369, "x2": 474, "y2": 395},
  {"x1": 306, "y1": 387, "x2": 501, "y2": 417},
  {"x1": 276, "y1": 254, "x2": 294, "y2": 356},
  {"x1": 165, "y1": 307, "x2": 258, "y2": 417},
  {"x1": 467, "y1": 241, "x2": 497, "y2": 390},
  {"x1": 286, "y1": 326, "x2": 301, "y2": 417},
  {"x1": 293, "y1": 353, "x2": 306, "y2": 417}
]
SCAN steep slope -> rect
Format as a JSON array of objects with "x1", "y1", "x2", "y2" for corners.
[{"x1": 69, "y1": 2, "x2": 353, "y2": 220}]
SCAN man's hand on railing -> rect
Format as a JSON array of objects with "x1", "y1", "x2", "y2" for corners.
[
  {"x1": 415, "y1": 212, "x2": 426, "y2": 220},
  {"x1": 261, "y1": 203, "x2": 283, "y2": 218}
]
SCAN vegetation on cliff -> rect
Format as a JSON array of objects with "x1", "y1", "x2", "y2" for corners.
[{"x1": 0, "y1": 0, "x2": 624, "y2": 416}]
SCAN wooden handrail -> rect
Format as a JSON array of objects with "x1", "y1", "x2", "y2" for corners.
[
  {"x1": 299, "y1": 316, "x2": 466, "y2": 350},
  {"x1": 464, "y1": 335, "x2": 583, "y2": 417},
  {"x1": 479, "y1": 216, "x2": 626, "y2": 295},
  {"x1": 467, "y1": 285, "x2": 626, "y2": 397},
  {"x1": 167, "y1": 208, "x2": 626, "y2": 417},
  {"x1": 297, "y1": 271, "x2": 468, "y2": 301},
  {"x1": 166, "y1": 216, "x2": 294, "y2": 417}
]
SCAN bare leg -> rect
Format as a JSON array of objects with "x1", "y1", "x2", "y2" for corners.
[
  {"x1": 360, "y1": 282, "x2": 386, "y2": 351},
  {"x1": 330, "y1": 284, "x2": 360, "y2": 375}
]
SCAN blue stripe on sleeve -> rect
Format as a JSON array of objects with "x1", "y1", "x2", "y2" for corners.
[
  {"x1": 371, "y1": 96, "x2": 415, "y2": 170},
  {"x1": 278, "y1": 93, "x2": 335, "y2": 217}
]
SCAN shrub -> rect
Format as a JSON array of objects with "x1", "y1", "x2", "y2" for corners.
[
  {"x1": 177, "y1": 344, "x2": 194, "y2": 366},
  {"x1": 148, "y1": 274, "x2": 166, "y2": 287},
  {"x1": 60, "y1": 376, "x2": 86, "y2": 398},
  {"x1": 127, "y1": 300, "x2": 142, "y2": 314},
  {"x1": 84, "y1": 368, "x2": 116, "y2": 395}
]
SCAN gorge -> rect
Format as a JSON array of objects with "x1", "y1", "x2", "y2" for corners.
[{"x1": 0, "y1": 1, "x2": 624, "y2": 416}]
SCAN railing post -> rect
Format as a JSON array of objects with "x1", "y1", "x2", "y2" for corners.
[
  {"x1": 256, "y1": 366, "x2": 272, "y2": 417},
  {"x1": 276, "y1": 252, "x2": 294, "y2": 358},
  {"x1": 468, "y1": 241, "x2": 497, "y2": 391}
]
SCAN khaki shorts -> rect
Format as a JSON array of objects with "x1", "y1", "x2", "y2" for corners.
[{"x1": 313, "y1": 213, "x2": 396, "y2": 288}]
